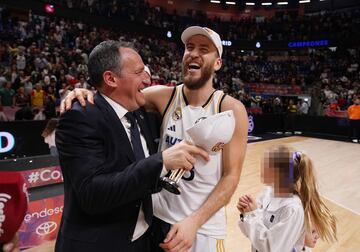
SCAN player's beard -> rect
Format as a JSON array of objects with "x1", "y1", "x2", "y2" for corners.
[{"x1": 182, "y1": 61, "x2": 213, "y2": 90}]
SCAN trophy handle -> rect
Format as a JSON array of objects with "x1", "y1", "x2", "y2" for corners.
[{"x1": 160, "y1": 169, "x2": 186, "y2": 195}]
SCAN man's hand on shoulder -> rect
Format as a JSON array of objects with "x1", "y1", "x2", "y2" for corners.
[{"x1": 60, "y1": 88, "x2": 95, "y2": 114}]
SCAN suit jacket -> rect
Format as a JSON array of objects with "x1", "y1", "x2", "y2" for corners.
[{"x1": 55, "y1": 92, "x2": 163, "y2": 252}]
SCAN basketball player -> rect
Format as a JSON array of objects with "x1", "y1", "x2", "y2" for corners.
[{"x1": 61, "y1": 26, "x2": 248, "y2": 252}]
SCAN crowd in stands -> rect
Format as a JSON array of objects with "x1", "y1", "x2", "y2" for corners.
[
  {"x1": 0, "y1": 5, "x2": 359, "y2": 121},
  {"x1": 42, "y1": 0, "x2": 360, "y2": 41},
  {"x1": 220, "y1": 47, "x2": 360, "y2": 116}
]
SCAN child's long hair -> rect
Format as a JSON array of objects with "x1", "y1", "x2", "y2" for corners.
[
  {"x1": 268, "y1": 145, "x2": 337, "y2": 242},
  {"x1": 293, "y1": 151, "x2": 337, "y2": 242}
]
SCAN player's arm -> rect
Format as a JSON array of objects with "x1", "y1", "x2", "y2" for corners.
[
  {"x1": 160, "y1": 96, "x2": 248, "y2": 252},
  {"x1": 191, "y1": 96, "x2": 248, "y2": 228},
  {"x1": 143, "y1": 85, "x2": 174, "y2": 114},
  {"x1": 60, "y1": 85, "x2": 174, "y2": 115}
]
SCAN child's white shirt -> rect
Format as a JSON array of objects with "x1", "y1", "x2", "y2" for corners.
[{"x1": 238, "y1": 186, "x2": 305, "y2": 252}]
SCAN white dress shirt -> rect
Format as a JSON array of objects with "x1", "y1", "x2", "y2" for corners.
[
  {"x1": 238, "y1": 186, "x2": 305, "y2": 252},
  {"x1": 102, "y1": 94, "x2": 150, "y2": 241}
]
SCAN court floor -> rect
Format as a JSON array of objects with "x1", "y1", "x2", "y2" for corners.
[{"x1": 23, "y1": 136, "x2": 360, "y2": 252}]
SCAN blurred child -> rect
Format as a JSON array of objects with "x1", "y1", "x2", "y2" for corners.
[{"x1": 237, "y1": 145, "x2": 336, "y2": 252}]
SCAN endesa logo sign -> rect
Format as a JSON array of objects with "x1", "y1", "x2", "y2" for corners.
[
  {"x1": 23, "y1": 206, "x2": 64, "y2": 223},
  {"x1": 19, "y1": 195, "x2": 64, "y2": 249},
  {"x1": 20, "y1": 166, "x2": 63, "y2": 188}
]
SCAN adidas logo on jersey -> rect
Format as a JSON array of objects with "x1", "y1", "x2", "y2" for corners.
[{"x1": 167, "y1": 125, "x2": 176, "y2": 132}]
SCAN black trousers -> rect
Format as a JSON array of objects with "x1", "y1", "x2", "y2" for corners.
[
  {"x1": 285, "y1": 113, "x2": 296, "y2": 134},
  {"x1": 149, "y1": 217, "x2": 171, "y2": 252},
  {"x1": 350, "y1": 119, "x2": 360, "y2": 140}
]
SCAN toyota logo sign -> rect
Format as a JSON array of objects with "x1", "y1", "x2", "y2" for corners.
[{"x1": 36, "y1": 221, "x2": 57, "y2": 236}]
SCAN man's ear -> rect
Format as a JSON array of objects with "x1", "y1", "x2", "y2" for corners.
[
  {"x1": 103, "y1": 71, "x2": 117, "y2": 88},
  {"x1": 214, "y1": 58, "x2": 222, "y2": 72}
]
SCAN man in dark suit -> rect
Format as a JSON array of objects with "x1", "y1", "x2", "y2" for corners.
[{"x1": 55, "y1": 41, "x2": 208, "y2": 252}]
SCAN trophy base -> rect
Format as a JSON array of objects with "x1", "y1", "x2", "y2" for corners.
[{"x1": 160, "y1": 177, "x2": 181, "y2": 195}]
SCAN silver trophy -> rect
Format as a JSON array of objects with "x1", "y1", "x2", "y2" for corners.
[{"x1": 161, "y1": 110, "x2": 235, "y2": 195}]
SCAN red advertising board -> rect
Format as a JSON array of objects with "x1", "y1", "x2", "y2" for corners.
[
  {"x1": 19, "y1": 195, "x2": 64, "y2": 249},
  {"x1": 19, "y1": 166, "x2": 63, "y2": 188}
]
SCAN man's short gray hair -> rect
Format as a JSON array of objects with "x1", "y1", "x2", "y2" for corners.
[{"x1": 88, "y1": 40, "x2": 122, "y2": 88}]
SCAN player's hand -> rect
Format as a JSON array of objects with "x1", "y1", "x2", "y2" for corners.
[
  {"x1": 60, "y1": 88, "x2": 94, "y2": 114},
  {"x1": 2, "y1": 232, "x2": 20, "y2": 252},
  {"x1": 160, "y1": 216, "x2": 199, "y2": 252}
]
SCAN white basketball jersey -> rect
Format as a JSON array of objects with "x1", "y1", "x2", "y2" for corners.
[{"x1": 152, "y1": 84, "x2": 227, "y2": 239}]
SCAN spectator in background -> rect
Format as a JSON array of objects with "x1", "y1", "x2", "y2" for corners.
[
  {"x1": 77, "y1": 58, "x2": 88, "y2": 75},
  {"x1": 46, "y1": 86, "x2": 56, "y2": 102},
  {"x1": 59, "y1": 82, "x2": 74, "y2": 101},
  {"x1": 16, "y1": 49, "x2": 26, "y2": 70},
  {"x1": 0, "y1": 104, "x2": 8, "y2": 121},
  {"x1": 309, "y1": 87, "x2": 324, "y2": 116},
  {"x1": 43, "y1": 95, "x2": 57, "y2": 119},
  {"x1": 286, "y1": 99, "x2": 297, "y2": 134},
  {"x1": 42, "y1": 118, "x2": 59, "y2": 156},
  {"x1": 23, "y1": 76, "x2": 33, "y2": 96},
  {"x1": 33, "y1": 107, "x2": 46, "y2": 120},
  {"x1": 0, "y1": 67, "x2": 7, "y2": 88},
  {"x1": 298, "y1": 99, "x2": 309, "y2": 115},
  {"x1": 329, "y1": 100, "x2": 340, "y2": 111},
  {"x1": 34, "y1": 52, "x2": 49, "y2": 71},
  {"x1": 31, "y1": 83, "x2": 45, "y2": 107},
  {"x1": 14, "y1": 106, "x2": 34, "y2": 120},
  {"x1": 12, "y1": 70, "x2": 26, "y2": 91},
  {"x1": 348, "y1": 97, "x2": 360, "y2": 143},
  {"x1": 0, "y1": 81, "x2": 14, "y2": 106},
  {"x1": 273, "y1": 97, "x2": 286, "y2": 134},
  {"x1": 337, "y1": 94, "x2": 347, "y2": 110},
  {"x1": 13, "y1": 86, "x2": 30, "y2": 107},
  {"x1": 74, "y1": 75, "x2": 89, "y2": 89}
]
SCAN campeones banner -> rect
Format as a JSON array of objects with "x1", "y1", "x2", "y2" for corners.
[{"x1": 19, "y1": 195, "x2": 64, "y2": 249}]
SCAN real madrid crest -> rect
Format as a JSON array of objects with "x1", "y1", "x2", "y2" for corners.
[
  {"x1": 211, "y1": 142, "x2": 225, "y2": 152},
  {"x1": 172, "y1": 107, "x2": 182, "y2": 121}
]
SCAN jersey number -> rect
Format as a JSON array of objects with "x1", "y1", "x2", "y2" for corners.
[{"x1": 182, "y1": 167, "x2": 195, "y2": 181}]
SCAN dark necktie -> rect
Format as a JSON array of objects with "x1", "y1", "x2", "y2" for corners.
[
  {"x1": 125, "y1": 112, "x2": 152, "y2": 225},
  {"x1": 125, "y1": 112, "x2": 145, "y2": 161}
]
